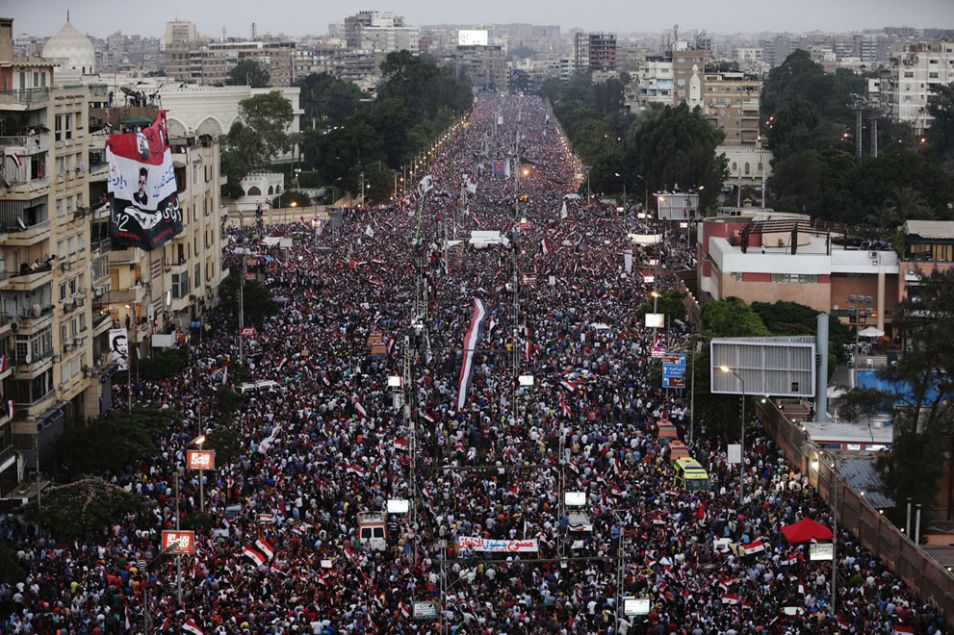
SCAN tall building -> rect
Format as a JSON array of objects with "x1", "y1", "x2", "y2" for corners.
[
  {"x1": 0, "y1": 17, "x2": 104, "y2": 490},
  {"x1": 163, "y1": 20, "x2": 198, "y2": 50},
  {"x1": 671, "y1": 48, "x2": 706, "y2": 106},
  {"x1": 878, "y1": 42, "x2": 954, "y2": 135},
  {"x1": 453, "y1": 44, "x2": 507, "y2": 92},
  {"x1": 703, "y1": 73, "x2": 762, "y2": 146},
  {"x1": 343, "y1": 11, "x2": 418, "y2": 54},
  {"x1": 165, "y1": 39, "x2": 298, "y2": 87},
  {"x1": 574, "y1": 32, "x2": 617, "y2": 73}
]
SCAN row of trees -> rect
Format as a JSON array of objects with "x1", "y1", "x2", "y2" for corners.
[
  {"x1": 300, "y1": 52, "x2": 473, "y2": 204},
  {"x1": 540, "y1": 73, "x2": 727, "y2": 210},
  {"x1": 763, "y1": 51, "x2": 954, "y2": 227}
]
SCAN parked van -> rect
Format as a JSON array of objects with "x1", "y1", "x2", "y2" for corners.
[
  {"x1": 357, "y1": 512, "x2": 387, "y2": 551},
  {"x1": 673, "y1": 457, "x2": 710, "y2": 492}
]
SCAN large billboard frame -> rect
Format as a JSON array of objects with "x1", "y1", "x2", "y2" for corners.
[{"x1": 710, "y1": 336, "x2": 815, "y2": 398}]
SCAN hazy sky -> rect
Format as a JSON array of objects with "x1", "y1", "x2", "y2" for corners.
[{"x1": 5, "y1": 0, "x2": 953, "y2": 39}]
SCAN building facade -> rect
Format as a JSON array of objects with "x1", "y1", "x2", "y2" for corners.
[
  {"x1": 703, "y1": 73, "x2": 762, "y2": 146},
  {"x1": 878, "y1": 42, "x2": 954, "y2": 135}
]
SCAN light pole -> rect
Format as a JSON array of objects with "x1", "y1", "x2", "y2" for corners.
[
  {"x1": 192, "y1": 433, "x2": 207, "y2": 514},
  {"x1": 635, "y1": 174, "x2": 648, "y2": 213},
  {"x1": 614, "y1": 172, "x2": 626, "y2": 211},
  {"x1": 719, "y1": 365, "x2": 746, "y2": 505},
  {"x1": 613, "y1": 511, "x2": 626, "y2": 635}
]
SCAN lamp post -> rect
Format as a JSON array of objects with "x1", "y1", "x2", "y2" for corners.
[
  {"x1": 614, "y1": 172, "x2": 626, "y2": 211},
  {"x1": 613, "y1": 510, "x2": 626, "y2": 635},
  {"x1": 635, "y1": 174, "x2": 648, "y2": 214},
  {"x1": 192, "y1": 433, "x2": 207, "y2": 514},
  {"x1": 719, "y1": 365, "x2": 746, "y2": 504}
]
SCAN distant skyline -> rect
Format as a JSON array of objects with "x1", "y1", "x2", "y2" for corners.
[{"x1": 4, "y1": 0, "x2": 953, "y2": 40}]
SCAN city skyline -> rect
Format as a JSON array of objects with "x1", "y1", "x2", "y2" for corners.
[{"x1": 4, "y1": 0, "x2": 953, "y2": 40}]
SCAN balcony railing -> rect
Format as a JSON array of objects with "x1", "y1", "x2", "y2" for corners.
[
  {"x1": 0, "y1": 88, "x2": 50, "y2": 106},
  {"x1": 0, "y1": 133, "x2": 50, "y2": 154}
]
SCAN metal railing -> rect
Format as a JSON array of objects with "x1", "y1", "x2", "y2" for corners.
[{"x1": 0, "y1": 88, "x2": 50, "y2": 105}]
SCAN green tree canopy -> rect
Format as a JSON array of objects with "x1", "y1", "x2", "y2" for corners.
[
  {"x1": 296, "y1": 72, "x2": 367, "y2": 128},
  {"x1": 925, "y1": 83, "x2": 954, "y2": 171},
  {"x1": 622, "y1": 104, "x2": 727, "y2": 210},
  {"x1": 26, "y1": 478, "x2": 142, "y2": 541},
  {"x1": 219, "y1": 271, "x2": 278, "y2": 326},
  {"x1": 701, "y1": 297, "x2": 771, "y2": 338},
  {"x1": 226, "y1": 59, "x2": 270, "y2": 87},
  {"x1": 238, "y1": 91, "x2": 294, "y2": 157},
  {"x1": 57, "y1": 409, "x2": 180, "y2": 476},
  {"x1": 220, "y1": 92, "x2": 295, "y2": 197}
]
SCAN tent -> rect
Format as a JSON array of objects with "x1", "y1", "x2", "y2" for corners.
[
  {"x1": 858, "y1": 326, "x2": 884, "y2": 338},
  {"x1": 781, "y1": 518, "x2": 833, "y2": 544}
]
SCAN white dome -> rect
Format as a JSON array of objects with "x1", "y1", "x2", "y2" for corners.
[{"x1": 42, "y1": 20, "x2": 96, "y2": 74}]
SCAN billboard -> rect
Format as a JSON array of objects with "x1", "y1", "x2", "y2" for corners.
[
  {"x1": 710, "y1": 337, "x2": 815, "y2": 398},
  {"x1": 458, "y1": 29, "x2": 489, "y2": 46},
  {"x1": 186, "y1": 450, "x2": 216, "y2": 471},
  {"x1": 106, "y1": 110, "x2": 183, "y2": 251},
  {"x1": 161, "y1": 530, "x2": 195, "y2": 554}
]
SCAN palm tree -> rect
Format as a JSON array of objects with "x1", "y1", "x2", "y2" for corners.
[{"x1": 891, "y1": 186, "x2": 933, "y2": 222}]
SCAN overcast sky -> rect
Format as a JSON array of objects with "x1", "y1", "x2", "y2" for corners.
[{"x1": 5, "y1": 0, "x2": 953, "y2": 39}]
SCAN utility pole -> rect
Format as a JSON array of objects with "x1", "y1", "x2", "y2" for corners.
[
  {"x1": 238, "y1": 256, "x2": 246, "y2": 364},
  {"x1": 174, "y1": 471, "x2": 183, "y2": 606}
]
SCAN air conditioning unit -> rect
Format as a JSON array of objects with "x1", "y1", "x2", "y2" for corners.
[
  {"x1": 63, "y1": 301, "x2": 75, "y2": 312},
  {"x1": 10, "y1": 322, "x2": 18, "y2": 332},
  {"x1": 63, "y1": 341, "x2": 72, "y2": 352}
]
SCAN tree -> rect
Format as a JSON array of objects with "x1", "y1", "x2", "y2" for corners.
[
  {"x1": 751, "y1": 300, "x2": 853, "y2": 367},
  {"x1": 57, "y1": 409, "x2": 180, "y2": 476},
  {"x1": 701, "y1": 297, "x2": 770, "y2": 338},
  {"x1": 26, "y1": 478, "x2": 142, "y2": 541},
  {"x1": 873, "y1": 270, "x2": 954, "y2": 526},
  {"x1": 238, "y1": 91, "x2": 294, "y2": 157},
  {"x1": 221, "y1": 121, "x2": 266, "y2": 198},
  {"x1": 638, "y1": 291, "x2": 687, "y2": 321},
  {"x1": 296, "y1": 72, "x2": 366, "y2": 128},
  {"x1": 214, "y1": 385, "x2": 245, "y2": 418},
  {"x1": 219, "y1": 271, "x2": 277, "y2": 326},
  {"x1": 925, "y1": 83, "x2": 954, "y2": 171},
  {"x1": 272, "y1": 190, "x2": 312, "y2": 209},
  {"x1": 623, "y1": 103, "x2": 727, "y2": 210},
  {"x1": 226, "y1": 59, "x2": 270, "y2": 87}
]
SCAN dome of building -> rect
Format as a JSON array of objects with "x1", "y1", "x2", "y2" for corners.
[{"x1": 42, "y1": 19, "x2": 96, "y2": 74}]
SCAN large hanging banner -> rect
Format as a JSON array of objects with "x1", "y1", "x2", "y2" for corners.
[
  {"x1": 106, "y1": 110, "x2": 183, "y2": 250},
  {"x1": 108, "y1": 328, "x2": 129, "y2": 371},
  {"x1": 455, "y1": 298, "x2": 487, "y2": 410}
]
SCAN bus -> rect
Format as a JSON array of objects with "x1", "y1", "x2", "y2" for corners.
[{"x1": 673, "y1": 457, "x2": 710, "y2": 492}]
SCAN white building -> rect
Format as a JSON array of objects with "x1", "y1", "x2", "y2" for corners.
[
  {"x1": 630, "y1": 59, "x2": 673, "y2": 110},
  {"x1": 879, "y1": 42, "x2": 954, "y2": 135},
  {"x1": 717, "y1": 145, "x2": 774, "y2": 189}
]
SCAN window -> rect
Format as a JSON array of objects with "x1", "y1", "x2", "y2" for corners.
[
  {"x1": 770, "y1": 273, "x2": 818, "y2": 284},
  {"x1": 730, "y1": 272, "x2": 744, "y2": 281},
  {"x1": 64, "y1": 114, "x2": 73, "y2": 140},
  {"x1": 54, "y1": 115, "x2": 62, "y2": 142},
  {"x1": 171, "y1": 272, "x2": 190, "y2": 299}
]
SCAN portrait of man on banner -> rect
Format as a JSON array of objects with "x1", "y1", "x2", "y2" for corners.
[
  {"x1": 108, "y1": 328, "x2": 129, "y2": 371},
  {"x1": 106, "y1": 111, "x2": 183, "y2": 251}
]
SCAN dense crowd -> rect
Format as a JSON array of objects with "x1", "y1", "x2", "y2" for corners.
[{"x1": 0, "y1": 94, "x2": 948, "y2": 635}]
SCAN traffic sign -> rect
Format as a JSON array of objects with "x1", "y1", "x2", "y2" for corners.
[{"x1": 662, "y1": 376, "x2": 685, "y2": 389}]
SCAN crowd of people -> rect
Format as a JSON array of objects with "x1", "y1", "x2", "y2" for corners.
[{"x1": 0, "y1": 93, "x2": 948, "y2": 634}]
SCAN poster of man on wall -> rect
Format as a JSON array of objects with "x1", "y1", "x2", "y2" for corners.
[{"x1": 108, "y1": 328, "x2": 129, "y2": 371}]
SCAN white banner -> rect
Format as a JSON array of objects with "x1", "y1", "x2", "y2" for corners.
[
  {"x1": 457, "y1": 536, "x2": 538, "y2": 553},
  {"x1": 629, "y1": 233, "x2": 663, "y2": 246},
  {"x1": 108, "y1": 328, "x2": 129, "y2": 371},
  {"x1": 623, "y1": 249, "x2": 633, "y2": 274}
]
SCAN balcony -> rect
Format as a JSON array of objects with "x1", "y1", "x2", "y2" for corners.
[
  {"x1": 91, "y1": 237, "x2": 112, "y2": 256},
  {"x1": 3, "y1": 265, "x2": 52, "y2": 292},
  {"x1": 109, "y1": 247, "x2": 143, "y2": 265},
  {"x1": 0, "y1": 133, "x2": 50, "y2": 155},
  {"x1": 0, "y1": 219, "x2": 51, "y2": 247},
  {"x1": 4, "y1": 305, "x2": 54, "y2": 336},
  {"x1": 108, "y1": 284, "x2": 148, "y2": 306},
  {"x1": 2, "y1": 174, "x2": 50, "y2": 197},
  {"x1": 92, "y1": 200, "x2": 110, "y2": 220},
  {"x1": 0, "y1": 88, "x2": 50, "y2": 108},
  {"x1": 13, "y1": 352, "x2": 53, "y2": 380},
  {"x1": 92, "y1": 311, "x2": 113, "y2": 336}
]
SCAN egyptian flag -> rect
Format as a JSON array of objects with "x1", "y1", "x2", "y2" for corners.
[
  {"x1": 540, "y1": 238, "x2": 550, "y2": 256},
  {"x1": 254, "y1": 537, "x2": 275, "y2": 561},
  {"x1": 893, "y1": 626, "x2": 915, "y2": 635},
  {"x1": 718, "y1": 578, "x2": 733, "y2": 592},
  {"x1": 559, "y1": 393, "x2": 571, "y2": 418},
  {"x1": 242, "y1": 546, "x2": 267, "y2": 567},
  {"x1": 419, "y1": 409, "x2": 435, "y2": 423},
  {"x1": 456, "y1": 298, "x2": 488, "y2": 410},
  {"x1": 183, "y1": 619, "x2": 204, "y2": 635},
  {"x1": 276, "y1": 355, "x2": 289, "y2": 371},
  {"x1": 721, "y1": 594, "x2": 740, "y2": 605},
  {"x1": 742, "y1": 540, "x2": 765, "y2": 555},
  {"x1": 696, "y1": 502, "x2": 706, "y2": 522},
  {"x1": 399, "y1": 600, "x2": 411, "y2": 618},
  {"x1": 837, "y1": 615, "x2": 852, "y2": 630},
  {"x1": 352, "y1": 394, "x2": 367, "y2": 419},
  {"x1": 345, "y1": 464, "x2": 365, "y2": 477},
  {"x1": 781, "y1": 553, "x2": 799, "y2": 566},
  {"x1": 560, "y1": 379, "x2": 579, "y2": 392},
  {"x1": 106, "y1": 110, "x2": 183, "y2": 251},
  {"x1": 394, "y1": 439, "x2": 409, "y2": 452}
]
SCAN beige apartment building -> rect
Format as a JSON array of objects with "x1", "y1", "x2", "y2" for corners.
[
  {"x1": 0, "y1": 16, "x2": 226, "y2": 498},
  {"x1": 703, "y1": 73, "x2": 762, "y2": 146}
]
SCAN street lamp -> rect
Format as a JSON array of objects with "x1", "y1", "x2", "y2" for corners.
[
  {"x1": 614, "y1": 172, "x2": 626, "y2": 210},
  {"x1": 191, "y1": 434, "x2": 206, "y2": 514},
  {"x1": 719, "y1": 365, "x2": 746, "y2": 505},
  {"x1": 649, "y1": 290, "x2": 661, "y2": 314},
  {"x1": 634, "y1": 174, "x2": 649, "y2": 214}
]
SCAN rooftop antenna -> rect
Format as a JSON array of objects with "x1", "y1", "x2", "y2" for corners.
[
  {"x1": 67, "y1": 9, "x2": 70, "y2": 22},
  {"x1": 222, "y1": 26, "x2": 226, "y2": 42},
  {"x1": 673, "y1": 23, "x2": 678, "y2": 46},
  {"x1": 251, "y1": 22, "x2": 257, "y2": 40}
]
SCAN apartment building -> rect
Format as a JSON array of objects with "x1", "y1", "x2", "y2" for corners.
[
  {"x1": 165, "y1": 39, "x2": 298, "y2": 87},
  {"x1": 878, "y1": 42, "x2": 954, "y2": 135},
  {"x1": 703, "y1": 73, "x2": 762, "y2": 146},
  {"x1": 0, "y1": 17, "x2": 106, "y2": 492},
  {"x1": 574, "y1": 32, "x2": 617, "y2": 73}
]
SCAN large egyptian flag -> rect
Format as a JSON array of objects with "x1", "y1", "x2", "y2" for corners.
[
  {"x1": 456, "y1": 298, "x2": 488, "y2": 410},
  {"x1": 106, "y1": 110, "x2": 183, "y2": 250}
]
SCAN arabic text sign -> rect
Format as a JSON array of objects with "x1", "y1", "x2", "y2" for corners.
[
  {"x1": 161, "y1": 530, "x2": 195, "y2": 554},
  {"x1": 457, "y1": 536, "x2": 539, "y2": 553},
  {"x1": 186, "y1": 450, "x2": 216, "y2": 471}
]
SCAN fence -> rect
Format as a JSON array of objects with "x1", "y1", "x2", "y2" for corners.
[{"x1": 757, "y1": 399, "x2": 954, "y2": 619}]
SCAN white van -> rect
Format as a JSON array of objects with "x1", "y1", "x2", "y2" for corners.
[{"x1": 357, "y1": 512, "x2": 387, "y2": 551}]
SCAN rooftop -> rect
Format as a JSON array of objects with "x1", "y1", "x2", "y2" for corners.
[{"x1": 905, "y1": 220, "x2": 954, "y2": 241}]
